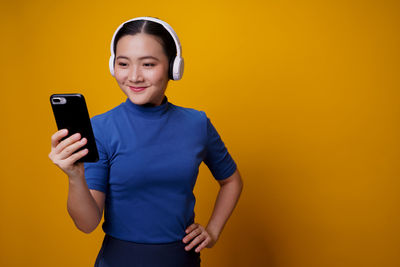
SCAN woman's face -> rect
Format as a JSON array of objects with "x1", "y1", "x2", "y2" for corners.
[{"x1": 114, "y1": 33, "x2": 169, "y2": 106}]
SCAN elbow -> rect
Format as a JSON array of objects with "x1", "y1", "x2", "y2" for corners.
[
  {"x1": 68, "y1": 210, "x2": 100, "y2": 234},
  {"x1": 80, "y1": 228, "x2": 95, "y2": 234},
  {"x1": 235, "y1": 169, "x2": 244, "y2": 195},
  {"x1": 76, "y1": 215, "x2": 101, "y2": 234},
  {"x1": 235, "y1": 168, "x2": 244, "y2": 189},
  {"x1": 238, "y1": 176, "x2": 244, "y2": 194},
  {"x1": 76, "y1": 223, "x2": 98, "y2": 234}
]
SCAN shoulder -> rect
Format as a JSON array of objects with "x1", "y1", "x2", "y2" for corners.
[
  {"x1": 168, "y1": 103, "x2": 210, "y2": 143},
  {"x1": 168, "y1": 103, "x2": 208, "y2": 122}
]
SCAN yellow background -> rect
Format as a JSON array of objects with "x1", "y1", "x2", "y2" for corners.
[{"x1": 1, "y1": 0, "x2": 399, "y2": 266}]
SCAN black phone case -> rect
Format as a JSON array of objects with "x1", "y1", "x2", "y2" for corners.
[{"x1": 50, "y1": 94, "x2": 99, "y2": 162}]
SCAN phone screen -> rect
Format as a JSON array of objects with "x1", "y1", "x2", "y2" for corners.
[{"x1": 50, "y1": 94, "x2": 99, "y2": 162}]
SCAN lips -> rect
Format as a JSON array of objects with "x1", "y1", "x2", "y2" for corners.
[{"x1": 129, "y1": 86, "x2": 147, "y2": 92}]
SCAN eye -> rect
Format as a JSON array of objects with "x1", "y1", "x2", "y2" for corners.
[
  {"x1": 143, "y1": 63, "x2": 156, "y2": 67},
  {"x1": 118, "y1": 62, "x2": 128, "y2": 67}
]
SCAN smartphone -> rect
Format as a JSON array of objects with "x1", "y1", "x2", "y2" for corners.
[{"x1": 50, "y1": 93, "x2": 99, "y2": 162}]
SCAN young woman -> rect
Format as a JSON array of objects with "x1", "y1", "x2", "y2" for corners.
[{"x1": 49, "y1": 17, "x2": 243, "y2": 267}]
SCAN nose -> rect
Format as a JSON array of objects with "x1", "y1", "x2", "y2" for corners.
[{"x1": 128, "y1": 65, "x2": 144, "y2": 82}]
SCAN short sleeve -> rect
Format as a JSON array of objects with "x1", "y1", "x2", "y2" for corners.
[
  {"x1": 83, "y1": 118, "x2": 109, "y2": 193},
  {"x1": 203, "y1": 117, "x2": 237, "y2": 180}
]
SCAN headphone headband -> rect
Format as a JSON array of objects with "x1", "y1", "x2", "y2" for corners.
[{"x1": 109, "y1": 17, "x2": 184, "y2": 80}]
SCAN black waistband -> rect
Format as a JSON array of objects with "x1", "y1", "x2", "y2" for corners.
[
  {"x1": 105, "y1": 234, "x2": 185, "y2": 247},
  {"x1": 95, "y1": 234, "x2": 201, "y2": 267}
]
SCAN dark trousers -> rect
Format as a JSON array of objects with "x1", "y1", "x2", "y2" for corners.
[{"x1": 94, "y1": 234, "x2": 201, "y2": 267}]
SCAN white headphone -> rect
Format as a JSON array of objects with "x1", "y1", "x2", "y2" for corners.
[{"x1": 109, "y1": 16, "x2": 184, "y2": 80}]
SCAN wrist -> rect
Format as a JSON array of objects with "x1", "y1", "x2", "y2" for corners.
[
  {"x1": 206, "y1": 225, "x2": 221, "y2": 241},
  {"x1": 68, "y1": 173, "x2": 85, "y2": 185}
]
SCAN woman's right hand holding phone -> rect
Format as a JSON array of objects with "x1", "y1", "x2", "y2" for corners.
[{"x1": 49, "y1": 129, "x2": 89, "y2": 179}]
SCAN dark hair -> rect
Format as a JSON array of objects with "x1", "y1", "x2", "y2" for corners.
[{"x1": 113, "y1": 19, "x2": 177, "y2": 77}]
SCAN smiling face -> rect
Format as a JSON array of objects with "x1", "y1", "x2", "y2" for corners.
[{"x1": 114, "y1": 33, "x2": 170, "y2": 106}]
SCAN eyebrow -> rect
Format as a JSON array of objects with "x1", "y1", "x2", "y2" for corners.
[{"x1": 116, "y1": 55, "x2": 160, "y2": 61}]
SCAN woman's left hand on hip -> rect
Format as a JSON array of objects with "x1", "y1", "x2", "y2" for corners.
[{"x1": 182, "y1": 223, "x2": 218, "y2": 253}]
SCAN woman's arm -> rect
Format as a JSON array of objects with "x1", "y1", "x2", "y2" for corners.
[
  {"x1": 67, "y1": 176, "x2": 105, "y2": 233},
  {"x1": 205, "y1": 168, "x2": 243, "y2": 241},
  {"x1": 183, "y1": 168, "x2": 243, "y2": 252},
  {"x1": 49, "y1": 129, "x2": 105, "y2": 233}
]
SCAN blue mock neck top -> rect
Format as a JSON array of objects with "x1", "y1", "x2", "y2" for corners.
[
  {"x1": 84, "y1": 95, "x2": 237, "y2": 244},
  {"x1": 124, "y1": 95, "x2": 169, "y2": 118}
]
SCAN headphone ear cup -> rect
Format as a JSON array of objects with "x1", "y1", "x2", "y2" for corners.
[
  {"x1": 171, "y1": 57, "x2": 184, "y2": 80},
  {"x1": 109, "y1": 55, "x2": 115, "y2": 77}
]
